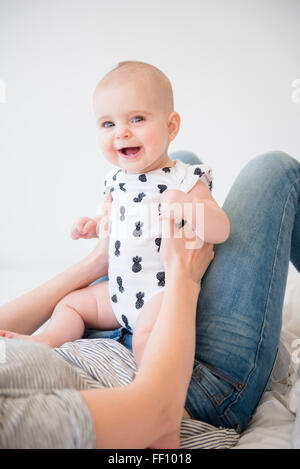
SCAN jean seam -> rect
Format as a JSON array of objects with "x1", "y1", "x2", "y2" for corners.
[
  {"x1": 190, "y1": 374, "x2": 224, "y2": 426},
  {"x1": 191, "y1": 362, "x2": 239, "y2": 427},
  {"x1": 194, "y1": 367, "x2": 225, "y2": 403},
  {"x1": 222, "y1": 403, "x2": 240, "y2": 429},
  {"x1": 197, "y1": 359, "x2": 243, "y2": 390},
  {"x1": 226, "y1": 175, "x2": 300, "y2": 417},
  {"x1": 196, "y1": 363, "x2": 241, "y2": 408}
]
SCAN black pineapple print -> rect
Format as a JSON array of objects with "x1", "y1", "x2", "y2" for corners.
[
  {"x1": 110, "y1": 275, "x2": 124, "y2": 304},
  {"x1": 122, "y1": 314, "x2": 132, "y2": 330},
  {"x1": 158, "y1": 184, "x2": 167, "y2": 194},
  {"x1": 194, "y1": 167, "x2": 212, "y2": 190},
  {"x1": 133, "y1": 221, "x2": 143, "y2": 237},
  {"x1": 135, "y1": 292, "x2": 145, "y2": 309},
  {"x1": 115, "y1": 240, "x2": 121, "y2": 256},
  {"x1": 156, "y1": 272, "x2": 165, "y2": 287},
  {"x1": 116, "y1": 276, "x2": 124, "y2": 293},
  {"x1": 133, "y1": 192, "x2": 146, "y2": 203},
  {"x1": 155, "y1": 237, "x2": 161, "y2": 252},
  {"x1": 194, "y1": 167, "x2": 204, "y2": 178},
  {"x1": 132, "y1": 256, "x2": 142, "y2": 273}
]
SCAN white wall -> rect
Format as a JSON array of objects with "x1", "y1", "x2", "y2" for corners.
[{"x1": 0, "y1": 0, "x2": 300, "y2": 274}]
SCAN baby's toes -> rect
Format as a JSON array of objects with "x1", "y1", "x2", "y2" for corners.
[{"x1": 0, "y1": 330, "x2": 15, "y2": 339}]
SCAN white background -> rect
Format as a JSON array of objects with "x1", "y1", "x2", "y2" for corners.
[{"x1": 0, "y1": 0, "x2": 299, "y2": 302}]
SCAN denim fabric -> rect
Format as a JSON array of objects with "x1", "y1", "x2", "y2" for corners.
[
  {"x1": 85, "y1": 149, "x2": 300, "y2": 433},
  {"x1": 185, "y1": 150, "x2": 300, "y2": 432},
  {"x1": 83, "y1": 326, "x2": 133, "y2": 351}
]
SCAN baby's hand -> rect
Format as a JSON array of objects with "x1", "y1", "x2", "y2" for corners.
[
  {"x1": 159, "y1": 189, "x2": 187, "y2": 226},
  {"x1": 71, "y1": 217, "x2": 98, "y2": 240}
]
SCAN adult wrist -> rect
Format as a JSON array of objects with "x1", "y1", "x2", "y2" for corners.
[{"x1": 165, "y1": 267, "x2": 201, "y2": 294}]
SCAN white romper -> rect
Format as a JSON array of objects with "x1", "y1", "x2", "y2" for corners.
[{"x1": 102, "y1": 159, "x2": 213, "y2": 331}]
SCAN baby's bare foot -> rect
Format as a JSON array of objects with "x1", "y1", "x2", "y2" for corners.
[
  {"x1": 149, "y1": 429, "x2": 180, "y2": 449},
  {"x1": 0, "y1": 330, "x2": 53, "y2": 347}
]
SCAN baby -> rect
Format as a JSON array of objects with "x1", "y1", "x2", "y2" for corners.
[{"x1": 0, "y1": 61, "x2": 230, "y2": 447}]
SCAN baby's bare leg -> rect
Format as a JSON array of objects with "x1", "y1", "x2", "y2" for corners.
[{"x1": 0, "y1": 281, "x2": 120, "y2": 348}]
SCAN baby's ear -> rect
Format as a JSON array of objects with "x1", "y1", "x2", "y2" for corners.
[{"x1": 168, "y1": 112, "x2": 181, "y2": 141}]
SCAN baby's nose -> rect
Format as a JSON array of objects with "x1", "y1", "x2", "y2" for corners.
[{"x1": 115, "y1": 125, "x2": 131, "y2": 139}]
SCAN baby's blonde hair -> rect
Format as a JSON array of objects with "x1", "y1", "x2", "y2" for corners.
[{"x1": 94, "y1": 60, "x2": 174, "y2": 115}]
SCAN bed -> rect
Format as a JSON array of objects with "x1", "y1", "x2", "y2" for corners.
[{"x1": 0, "y1": 264, "x2": 300, "y2": 449}]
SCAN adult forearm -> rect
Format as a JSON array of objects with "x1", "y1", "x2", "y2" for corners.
[
  {"x1": 81, "y1": 271, "x2": 200, "y2": 449},
  {"x1": 135, "y1": 269, "x2": 200, "y2": 423},
  {"x1": 0, "y1": 253, "x2": 108, "y2": 334}
]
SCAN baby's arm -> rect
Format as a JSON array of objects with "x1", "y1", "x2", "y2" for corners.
[
  {"x1": 188, "y1": 180, "x2": 230, "y2": 244},
  {"x1": 160, "y1": 181, "x2": 230, "y2": 245}
]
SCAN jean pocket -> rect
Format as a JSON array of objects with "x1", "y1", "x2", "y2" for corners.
[
  {"x1": 192, "y1": 359, "x2": 243, "y2": 406},
  {"x1": 186, "y1": 360, "x2": 243, "y2": 429}
]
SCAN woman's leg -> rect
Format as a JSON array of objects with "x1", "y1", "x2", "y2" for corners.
[{"x1": 184, "y1": 150, "x2": 300, "y2": 432}]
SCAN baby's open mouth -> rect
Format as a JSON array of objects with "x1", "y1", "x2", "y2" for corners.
[{"x1": 119, "y1": 146, "x2": 141, "y2": 156}]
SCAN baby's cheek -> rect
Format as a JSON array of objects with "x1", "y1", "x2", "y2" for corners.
[
  {"x1": 143, "y1": 129, "x2": 168, "y2": 154},
  {"x1": 146, "y1": 140, "x2": 164, "y2": 156}
]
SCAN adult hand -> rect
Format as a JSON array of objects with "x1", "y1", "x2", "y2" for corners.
[{"x1": 159, "y1": 211, "x2": 214, "y2": 285}]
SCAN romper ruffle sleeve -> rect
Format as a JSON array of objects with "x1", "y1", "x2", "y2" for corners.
[{"x1": 177, "y1": 162, "x2": 213, "y2": 193}]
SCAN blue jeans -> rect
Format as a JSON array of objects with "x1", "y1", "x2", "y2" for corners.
[{"x1": 85, "y1": 149, "x2": 300, "y2": 432}]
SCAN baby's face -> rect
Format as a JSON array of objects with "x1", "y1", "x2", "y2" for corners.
[{"x1": 93, "y1": 79, "x2": 179, "y2": 174}]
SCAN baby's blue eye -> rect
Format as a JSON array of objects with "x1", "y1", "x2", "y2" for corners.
[
  {"x1": 132, "y1": 116, "x2": 144, "y2": 123},
  {"x1": 102, "y1": 121, "x2": 113, "y2": 128},
  {"x1": 101, "y1": 116, "x2": 144, "y2": 128}
]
